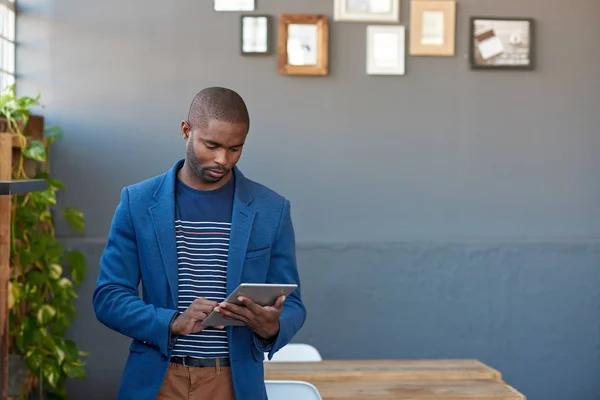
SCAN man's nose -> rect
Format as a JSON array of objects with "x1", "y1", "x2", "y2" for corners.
[{"x1": 214, "y1": 149, "x2": 228, "y2": 166}]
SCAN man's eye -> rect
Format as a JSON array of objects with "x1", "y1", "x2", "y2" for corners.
[
  {"x1": 205, "y1": 143, "x2": 218, "y2": 149},
  {"x1": 230, "y1": 148, "x2": 241, "y2": 153}
]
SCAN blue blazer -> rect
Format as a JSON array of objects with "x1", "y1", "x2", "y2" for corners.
[{"x1": 93, "y1": 160, "x2": 306, "y2": 400}]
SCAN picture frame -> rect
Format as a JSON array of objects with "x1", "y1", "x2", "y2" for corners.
[
  {"x1": 277, "y1": 14, "x2": 329, "y2": 76},
  {"x1": 469, "y1": 17, "x2": 535, "y2": 70},
  {"x1": 240, "y1": 15, "x2": 272, "y2": 55},
  {"x1": 409, "y1": 0, "x2": 456, "y2": 56},
  {"x1": 334, "y1": 0, "x2": 400, "y2": 23},
  {"x1": 366, "y1": 25, "x2": 405, "y2": 75},
  {"x1": 214, "y1": 0, "x2": 255, "y2": 12}
]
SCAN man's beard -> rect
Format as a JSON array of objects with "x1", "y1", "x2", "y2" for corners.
[{"x1": 186, "y1": 141, "x2": 228, "y2": 183}]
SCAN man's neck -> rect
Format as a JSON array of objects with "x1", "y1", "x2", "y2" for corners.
[{"x1": 177, "y1": 161, "x2": 233, "y2": 191}]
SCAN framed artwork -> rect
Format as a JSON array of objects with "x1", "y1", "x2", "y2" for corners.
[
  {"x1": 409, "y1": 0, "x2": 456, "y2": 56},
  {"x1": 469, "y1": 17, "x2": 535, "y2": 70},
  {"x1": 277, "y1": 14, "x2": 329, "y2": 76},
  {"x1": 366, "y1": 25, "x2": 405, "y2": 75},
  {"x1": 214, "y1": 0, "x2": 255, "y2": 12},
  {"x1": 241, "y1": 15, "x2": 272, "y2": 55},
  {"x1": 334, "y1": 0, "x2": 400, "y2": 23}
]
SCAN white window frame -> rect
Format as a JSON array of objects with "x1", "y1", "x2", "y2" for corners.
[{"x1": 0, "y1": 0, "x2": 15, "y2": 92}]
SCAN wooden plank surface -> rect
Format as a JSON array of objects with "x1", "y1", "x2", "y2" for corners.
[
  {"x1": 0, "y1": 134, "x2": 12, "y2": 400},
  {"x1": 308, "y1": 379, "x2": 525, "y2": 400},
  {"x1": 264, "y1": 360, "x2": 502, "y2": 382}
]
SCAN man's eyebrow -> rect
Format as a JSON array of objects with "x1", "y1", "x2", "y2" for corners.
[{"x1": 204, "y1": 139, "x2": 245, "y2": 148}]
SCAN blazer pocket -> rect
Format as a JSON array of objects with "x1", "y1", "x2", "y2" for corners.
[{"x1": 245, "y1": 246, "x2": 271, "y2": 260}]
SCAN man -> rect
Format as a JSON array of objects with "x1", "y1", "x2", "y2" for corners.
[{"x1": 93, "y1": 87, "x2": 306, "y2": 400}]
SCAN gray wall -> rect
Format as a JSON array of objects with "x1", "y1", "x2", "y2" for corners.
[{"x1": 17, "y1": 0, "x2": 600, "y2": 399}]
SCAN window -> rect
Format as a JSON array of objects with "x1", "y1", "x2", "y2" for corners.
[{"x1": 0, "y1": 0, "x2": 15, "y2": 91}]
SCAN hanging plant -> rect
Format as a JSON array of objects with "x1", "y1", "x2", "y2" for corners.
[{"x1": 2, "y1": 84, "x2": 89, "y2": 400}]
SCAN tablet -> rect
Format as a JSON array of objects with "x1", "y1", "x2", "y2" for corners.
[{"x1": 202, "y1": 283, "x2": 298, "y2": 327}]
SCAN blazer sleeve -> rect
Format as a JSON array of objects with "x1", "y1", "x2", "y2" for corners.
[
  {"x1": 256, "y1": 198, "x2": 307, "y2": 359},
  {"x1": 92, "y1": 187, "x2": 177, "y2": 358}
]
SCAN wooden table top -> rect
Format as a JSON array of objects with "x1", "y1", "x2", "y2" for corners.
[
  {"x1": 264, "y1": 359, "x2": 503, "y2": 382},
  {"x1": 307, "y1": 379, "x2": 525, "y2": 400}
]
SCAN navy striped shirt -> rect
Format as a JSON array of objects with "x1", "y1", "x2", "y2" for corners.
[{"x1": 172, "y1": 175, "x2": 234, "y2": 359}]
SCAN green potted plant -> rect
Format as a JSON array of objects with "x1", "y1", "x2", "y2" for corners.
[{"x1": 1, "y1": 85, "x2": 89, "y2": 399}]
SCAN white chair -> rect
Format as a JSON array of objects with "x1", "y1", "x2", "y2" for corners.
[
  {"x1": 265, "y1": 380, "x2": 322, "y2": 400},
  {"x1": 265, "y1": 343, "x2": 322, "y2": 362}
]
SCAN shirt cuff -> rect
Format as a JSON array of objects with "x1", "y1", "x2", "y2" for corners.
[
  {"x1": 254, "y1": 334, "x2": 275, "y2": 352},
  {"x1": 168, "y1": 312, "x2": 181, "y2": 349},
  {"x1": 253, "y1": 321, "x2": 280, "y2": 352}
]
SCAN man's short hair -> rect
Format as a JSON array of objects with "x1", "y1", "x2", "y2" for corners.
[{"x1": 187, "y1": 87, "x2": 250, "y2": 129}]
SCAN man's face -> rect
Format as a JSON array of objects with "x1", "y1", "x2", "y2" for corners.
[{"x1": 182, "y1": 119, "x2": 248, "y2": 184}]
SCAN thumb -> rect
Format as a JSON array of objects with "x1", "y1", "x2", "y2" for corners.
[{"x1": 274, "y1": 295, "x2": 286, "y2": 309}]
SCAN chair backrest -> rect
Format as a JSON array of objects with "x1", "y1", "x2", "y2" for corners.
[
  {"x1": 265, "y1": 343, "x2": 323, "y2": 362},
  {"x1": 265, "y1": 380, "x2": 322, "y2": 400}
]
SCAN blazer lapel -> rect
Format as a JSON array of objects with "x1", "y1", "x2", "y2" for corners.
[
  {"x1": 148, "y1": 160, "x2": 181, "y2": 308},
  {"x1": 150, "y1": 198, "x2": 178, "y2": 307},
  {"x1": 226, "y1": 168, "x2": 255, "y2": 296}
]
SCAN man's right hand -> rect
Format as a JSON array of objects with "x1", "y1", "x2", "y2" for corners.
[{"x1": 171, "y1": 298, "x2": 223, "y2": 336}]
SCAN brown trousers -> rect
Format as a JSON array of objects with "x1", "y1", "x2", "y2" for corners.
[{"x1": 156, "y1": 361, "x2": 235, "y2": 400}]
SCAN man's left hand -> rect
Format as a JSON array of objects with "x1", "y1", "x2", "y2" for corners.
[{"x1": 214, "y1": 295, "x2": 285, "y2": 339}]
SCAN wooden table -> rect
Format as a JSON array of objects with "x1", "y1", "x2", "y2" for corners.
[{"x1": 264, "y1": 360, "x2": 526, "y2": 400}]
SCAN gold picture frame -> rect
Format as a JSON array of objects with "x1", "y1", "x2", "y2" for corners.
[
  {"x1": 409, "y1": 0, "x2": 456, "y2": 56},
  {"x1": 277, "y1": 14, "x2": 329, "y2": 76}
]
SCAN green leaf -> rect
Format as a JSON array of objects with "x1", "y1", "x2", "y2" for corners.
[
  {"x1": 53, "y1": 338, "x2": 66, "y2": 364},
  {"x1": 27, "y1": 270, "x2": 48, "y2": 285},
  {"x1": 56, "y1": 277, "x2": 73, "y2": 289},
  {"x1": 8, "y1": 282, "x2": 16, "y2": 310},
  {"x1": 39, "y1": 209, "x2": 52, "y2": 221},
  {"x1": 43, "y1": 362, "x2": 61, "y2": 388},
  {"x1": 37, "y1": 189, "x2": 57, "y2": 205},
  {"x1": 64, "y1": 340, "x2": 79, "y2": 362},
  {"x1": 15, "y1": 202, "x2": 41, "y2": 225},
  {"x1": 48, "y1": 263, "x2": 63, "y2": 280},
  {"x1": 25, "y1": 348, "x2": 43, "y2": 372},
  {"x1": 19, "y1": 249, "x2": 38, "y2": 266},
  {"x1": 45, "y1": 125, "x2": 63, "y2": 144},
  {"x1": 61, "y1": 207, "x2": 85, "y2": 233},
  {"x1": 45, "y1": 238, "x2": 65, "y2": 260},
  {"x1": 63, "y1": 362, "x2": 86, "y2": 379},
  {"x1": 23, "y1": 139, "x2": 46, "y2": 162},
  {"x1": 64, "y1": 250, "x2": 86, "y2": 285},
  {"x1": 48, "y1": 177, "x2": 66, "y2": 190},
  {"x1": 37, "y1": 304, "x2": 57, "y2": 324}
]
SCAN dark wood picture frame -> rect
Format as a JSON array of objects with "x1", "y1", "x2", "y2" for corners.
[
  {"x1": 240, "y1": 14, "x2": 272, "y2": 56},
  {"x1": 469, "y1": 17, "x2": 535, "y2": 70},
  {"x1": 277, "y1": 14, "x2": 329, "y2": 76}
]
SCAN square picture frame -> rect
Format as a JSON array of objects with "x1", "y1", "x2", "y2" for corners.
[
  {"x1": 469, "y1": 17, "x2": 535, "y2": 70},
  {"x1": 240, "y1": 14, "x2": 272, "y2": 55},
  {"x1": 277, "y1": 14, "x2": 329, "y2": 76},
  {"x1": 409, "y1": 0, "x2": 456, "y2": 56},
  {"x1": 366, "y1": 25, "x2": 405, "y2": 75},
  {"x1": 334, "y1": 0, "x2": 400, "y2": 23},
  {"x1": 214, "y1": 0, "x2": 255, "y2": 12}
]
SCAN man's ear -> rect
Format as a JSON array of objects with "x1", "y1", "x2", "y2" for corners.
[{"x1": 181, "y1": 120, "x2": 191, "y2": 140}]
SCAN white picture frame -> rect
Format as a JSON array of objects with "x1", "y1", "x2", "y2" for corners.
[
  {"x1": 334, "y1": 0, "x2": 400, "y2": 23},
  {"x1": 241, "y1": 15, "x2": 271, "y2": 55},
  {"x1": 366, "y1": 25, "x2": 405, "y2": 75},
  {"x1": 214, "y1": 0, "x2": 255, "y2": 12}
]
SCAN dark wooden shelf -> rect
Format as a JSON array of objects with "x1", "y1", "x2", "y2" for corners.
[{"x1": 0, "y1": 179, "x2": 47, "y2": 195}]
